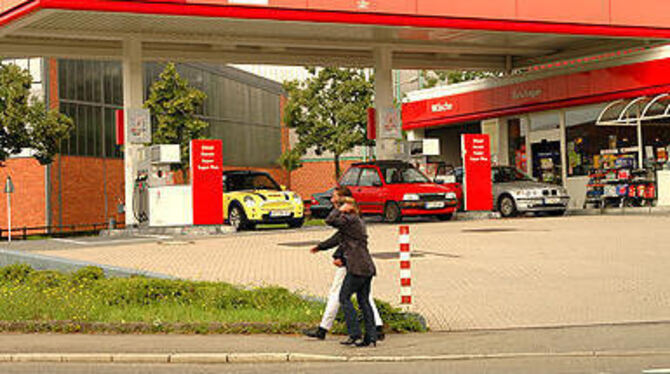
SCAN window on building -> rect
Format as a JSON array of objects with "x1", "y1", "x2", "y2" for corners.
[{"x1": 58, "y1": 59, "x2": 123, "y2": 159}]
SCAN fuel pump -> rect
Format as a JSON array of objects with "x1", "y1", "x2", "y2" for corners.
[{"x1": 133, "y1": 145, "x2": 181, "y2": 225}]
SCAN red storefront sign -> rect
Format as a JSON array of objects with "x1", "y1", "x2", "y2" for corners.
[
  {"x1": 403, "y1": 57, "x2": 670, "y2": 130},
  {"x1": 190, "y1": 139, "x2": 223, "y2": 225},
  {"x1": 461, "y1": 134, "x2": 493, "y2": 211}
]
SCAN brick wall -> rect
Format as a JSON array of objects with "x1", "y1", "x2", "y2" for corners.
[
  {"x1": 49, "y1": 156, "x2": 125, "y2": 227},
  {"x1": 290, "y1": 159, "x2": 360, "y2": 199},
  {"x1": 0, "y1": 158, "x2": 46, "y2": 232}
]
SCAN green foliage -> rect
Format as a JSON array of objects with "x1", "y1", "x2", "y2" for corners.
[
  {"x1": 0, "y1": 264, "x2": 33, "y2": 282},
  {"x1": 421, "y1": 70, "x2": 501, "y2": 89},
  {"x1": 277, "y1": 148, "x2": 303, "y2": 173},
  {"x1": 144, "y1": 63, "x2": 209, "y2": 178},
  {"x1": 0, "y1": 265, "x2": 425, "y2": 334},
  {"x1": 0, "y1": 63, "x2": 73, "y2": 165},
  {"x1": 283, "y1": 67, "x2": 374, "y2": 179}
]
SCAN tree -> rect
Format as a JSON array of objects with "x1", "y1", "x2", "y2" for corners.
[
  {"x1": 144, "y1": 63, "x2": 209, "y2": 179},
  {"x1": 0, "y1": 63, "x2": 73, "y2": 165},
  {"x1": 283, "y1": 67, "x2": 374, "y2": 180},
  {"x1": 420, "y1": 70, "x2": 501, "y2": 89},
  {"x1": 277, "y1": 147, "x2": 302, "y2": 189}
]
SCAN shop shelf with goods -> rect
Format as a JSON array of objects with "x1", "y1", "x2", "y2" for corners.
[{"x1": 584, "y1": 150, "x2": 657, "y2": 209}]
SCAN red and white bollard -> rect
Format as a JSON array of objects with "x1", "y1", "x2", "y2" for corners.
[{"x1": 399, "y1": 225, "x2": 411, "y2": 310}]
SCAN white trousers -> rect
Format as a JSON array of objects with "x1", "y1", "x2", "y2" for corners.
[{"x1": 319, "y1": 266, "x2": 383, "y2": 330}]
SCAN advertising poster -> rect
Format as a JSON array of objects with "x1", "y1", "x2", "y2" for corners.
[
  {"x1": 190, "y1": 139, "x2": 223, "y2": 225},
  {"x1": 379, "y1": 108, "x2": 401, "y2": 139},
  {"x1": 461, "y1": 134, "x2": 493, "y2": 211},
  {"x1": 126, "y1": 108, "x2": 152, "y2": 144}
]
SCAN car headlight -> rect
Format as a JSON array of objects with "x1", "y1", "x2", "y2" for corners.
[
  {"x1": 445, "y1": 192, "x2": 457, "y2": 200},
  {"x1": 403, "y1": 193, "x2": 420, "y2": 201},
  {"x1": 243, "y1": 196, "x2": 256, "y2": 207},
  {"x1": 293, "y1": 193, "x2": 302, "y2": 203}
]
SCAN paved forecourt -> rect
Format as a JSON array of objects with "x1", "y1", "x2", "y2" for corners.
[{"x1": 34, "y1": 215, "x2": 670, "y2": 331}]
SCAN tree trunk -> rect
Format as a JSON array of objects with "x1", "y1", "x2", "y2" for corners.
[{"x1": 334, "y1": 153, "x2": 341, "y2": 181}]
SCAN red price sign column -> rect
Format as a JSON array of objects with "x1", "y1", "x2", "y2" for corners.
[
  {"x1": 190, "y1": 139, "x2": 223, "y2": 225},
  {"x1": 461, "y1": 134, "x2": 493, "y2": 211}
]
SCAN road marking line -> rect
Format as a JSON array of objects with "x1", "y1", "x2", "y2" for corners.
[{"x1": 52, "y1": 238, "x2": 159, "y2": 246}]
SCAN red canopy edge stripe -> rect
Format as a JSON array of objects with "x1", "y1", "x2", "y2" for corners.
[
  {"x1": 29, "y1": 0, "x2": 670, "y2": 39},
  {"x1": 0, "y1": 0, "x2": 42, "y2": 28},
  {"x1": 402, "y1": 84, "x2": 670, "y2": 131}
]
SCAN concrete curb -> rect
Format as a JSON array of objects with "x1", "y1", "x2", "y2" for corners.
[{"x1": 1, "y1": 350, "x2": 669, "y2": 364}]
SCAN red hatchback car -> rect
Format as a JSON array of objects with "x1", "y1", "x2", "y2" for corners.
[{"x1": 339, "y1": 161, "x2": 459, "y2": 222}]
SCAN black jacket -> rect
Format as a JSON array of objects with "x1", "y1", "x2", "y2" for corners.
[{"x1": 317, "y1": 209, "x2": 376, "y2": 277}]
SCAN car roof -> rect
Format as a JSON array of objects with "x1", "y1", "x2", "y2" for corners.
[
  {"x1": 351, "y1": 160, "x2": 412, "y2": 168},
  {"x1": 223, "y1": 170, "x2": 270, "y2": 176}
]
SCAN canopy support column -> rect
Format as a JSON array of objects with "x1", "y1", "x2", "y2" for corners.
[
  {"x1": 637, "y1": 107, "x2": 644, "y2": 168},
  {"x1": 122, "y1": 38, "x2": 143, "y2": 226},
  {"x1": 374, "y1": 46, "x2": 402, "y2": 160},
  {"x1": 559, "y1": 110, "x2": 568, "y2": 188}
]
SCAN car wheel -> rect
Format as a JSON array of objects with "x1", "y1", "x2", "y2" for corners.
[
  {"x1": 383, "y1": 202, "x2": 402, "y2": 223},
  {"x1": 498, "y1": 195, "x2": 518, "y2": 218},
  {"x1": 436, "y1": 213, "x2": 453, "y2": 221},
  {"x1": 288, "y1": 218, "x2": 304, "y2": 228},
  {"x1": 229, "y1": 204, "x2": 251, "y2": 231}
]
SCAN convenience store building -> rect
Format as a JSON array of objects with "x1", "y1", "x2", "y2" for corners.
[{"x1": 402, "y1": 46, "x2": 670, "y2": 209}]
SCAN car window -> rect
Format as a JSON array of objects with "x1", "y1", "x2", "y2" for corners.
[
  {"x1": 493, "y1": 167, "x2": 533, "y2": 183},
  {"x1": 224, "y1": 174, "x2": 280, "y2": 191},
  {"x1": 359, "y1": 168, "x2": 382, "y2": 187},
  {"x1": 381, "y1": 166, "x2": 431, "y2": 184},
  {"x1": 340, "y1": 168, "x2": 362, "y2": 186}
]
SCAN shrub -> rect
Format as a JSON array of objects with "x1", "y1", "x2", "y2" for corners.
[
  {"x1": 0, "y1": 264, "x2": 33, "y2": 283},
  {"x1": 29, "y1": 270, "x2": 66, "y2": 289},
  {"x1": 72, "y1": 266, "x2": 105, "y2": 284}
]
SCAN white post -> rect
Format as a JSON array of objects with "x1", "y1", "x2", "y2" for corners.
[
  {"x1": 122, "y1": 38, "x2": 144, "y2": 227},
  {"x1": 524, "y1": 115, "x2": 533, "y2": 176},
  {"x1": 559, "y1": 110, "x2": 568, "y2": 188},
  {"x1": 6, "y1": 192, "x2": 10, "y2": 244},
  {"x1": 637, "y1": 110, "x2": 644, "y2": 169},
  {"x1": 374, "y1": 46, "x2": 399, "y2": 161}
]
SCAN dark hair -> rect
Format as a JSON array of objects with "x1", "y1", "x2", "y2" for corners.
[{"x1": 334, "y1": 186, "x2": 353, "y2": 198}]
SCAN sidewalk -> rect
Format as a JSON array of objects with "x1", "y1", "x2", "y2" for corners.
[{"x1": 2, "y1": 322, "x2": 670, "y2": 363}]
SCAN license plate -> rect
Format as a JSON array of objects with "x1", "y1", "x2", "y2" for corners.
[
  {"x1": 270, "y1": 211, "x2": 291, "y2": 217},
  {"x1": 425, "y1": 202, "x2": 445, "y2": 209},
  {"x1": 544, "y1": 198, "x2": 561, "y2": 205}
]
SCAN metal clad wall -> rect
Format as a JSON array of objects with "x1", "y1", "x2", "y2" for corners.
[{"x1": 145, "y1": 62, "x2": 282, "y2": 168}]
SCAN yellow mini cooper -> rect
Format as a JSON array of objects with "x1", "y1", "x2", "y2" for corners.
[{"x1": 223, "y1": 170, "x2": 304, "y2": 231}]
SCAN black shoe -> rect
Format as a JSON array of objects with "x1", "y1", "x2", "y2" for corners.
[
  {"x1": 376, "y1": 326, "x2": 385, "y2": 341},
  {"x1": 340, "y1": 336, "x2": 361, "y2": 346},
  {"x1": 355, "y1": 339, "x2": 377, "y2": 348},
  {"x1": 303, "y1": 327, "x2": 327, "y2": 340}
]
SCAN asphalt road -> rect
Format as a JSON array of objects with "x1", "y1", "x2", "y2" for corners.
[{"x1": 2, "y1": 356, "x2": 670, "y2": 374}]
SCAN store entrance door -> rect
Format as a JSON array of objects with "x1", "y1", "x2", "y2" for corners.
[{"x1": 532, "y1": 140, "x2": 562, "y2": 185}]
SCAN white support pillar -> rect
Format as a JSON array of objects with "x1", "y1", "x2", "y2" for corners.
[
  {"x1": 637, "y1": 107, "x2": 644, "y2": 169},
  {"x1": 122, "y1": 38, "x2": 143, "y2": 226},
  {"x1": 524, "y1": 115, "x2": 533, "y2": 176},
  {"x1": 374, "y1": 46, "x2": 401, "y2": 160},
  {"x1": 559, "y1": 110, "x2": 568, "y2": 188}
]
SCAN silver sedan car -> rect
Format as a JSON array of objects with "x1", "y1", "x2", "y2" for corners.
[
  {"x1": 491, "y1": 166, "x2": 570, "y2": 217},
  {"x1": 439, "y1": 166, "x2": 570, "y2": 217}
]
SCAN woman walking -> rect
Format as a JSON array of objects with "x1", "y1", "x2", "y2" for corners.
[{"x1": 312, "y1": 186, "x2": 378, "y2": 347}]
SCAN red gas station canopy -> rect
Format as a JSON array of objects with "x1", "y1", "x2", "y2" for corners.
[{"x1": 2, "y1": 0, "x2": 670, "y2": 69}]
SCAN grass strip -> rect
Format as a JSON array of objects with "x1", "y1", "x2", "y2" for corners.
[{"x1": 0, "y1": 264, "x2": 426, "y2": 335}]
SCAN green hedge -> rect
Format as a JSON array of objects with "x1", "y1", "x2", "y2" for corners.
[{"x1": 0, "y1": 264, "x2": 426, "y2": 334}]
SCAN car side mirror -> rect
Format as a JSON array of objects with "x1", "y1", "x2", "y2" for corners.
[
  {"x1": 280, "y1": 185, "x2": 287, "y2": 191},
  {"x1": 372, "y1": 181, "x2": 383, "y2": 187}
]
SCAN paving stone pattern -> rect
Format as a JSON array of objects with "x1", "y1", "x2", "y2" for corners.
[{"x1": 35, "y1": 215, "x2": 670, "y2": 331}]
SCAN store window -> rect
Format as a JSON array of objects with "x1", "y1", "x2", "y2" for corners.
[
  {"x1": 565, "y1": 104, "x2": 637, "y2": 177},
  {"x1": 507, "y1": 118, "x2": 526, "y2": 171}
]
